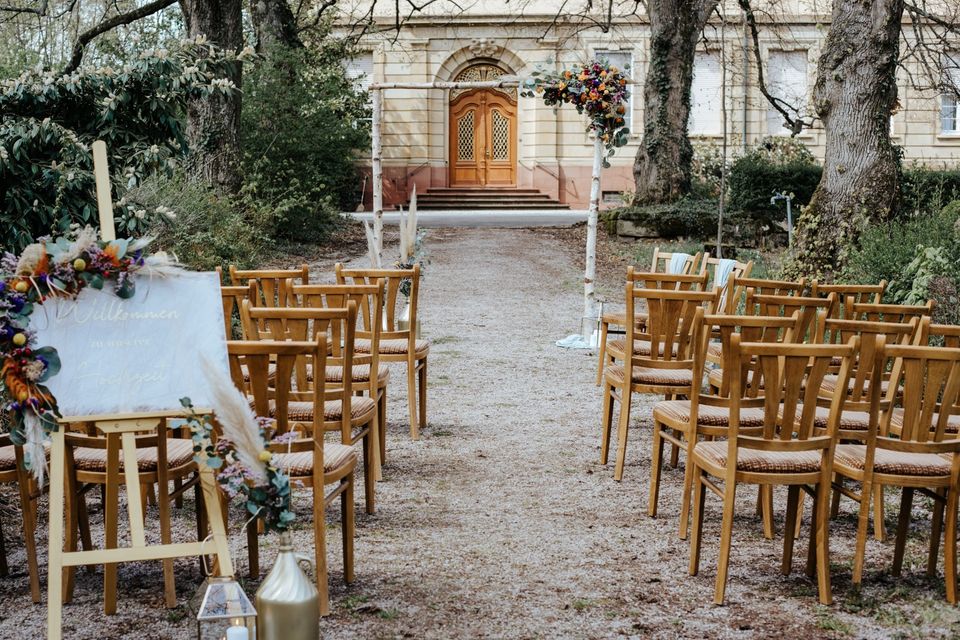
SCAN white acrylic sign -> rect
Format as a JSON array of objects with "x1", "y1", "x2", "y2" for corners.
[{"x1": 29, "y1": 270, "x2": 228, "y2": 418}]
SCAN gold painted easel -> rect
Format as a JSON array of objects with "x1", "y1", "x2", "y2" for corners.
[{"x1": 45, "y1": 141, "x2": 234, "y2": 640}]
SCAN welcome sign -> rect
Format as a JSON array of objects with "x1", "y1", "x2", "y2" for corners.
[{"x1": 29, "y1": 270, "x2": 228, "y2": 418}]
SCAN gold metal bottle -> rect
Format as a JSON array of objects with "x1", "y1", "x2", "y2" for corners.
[{"x1": 255, "y1": 533, "x2": 319, "y2": 640}]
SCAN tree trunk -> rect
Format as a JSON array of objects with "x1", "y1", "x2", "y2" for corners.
[
  {"x1": 633, "y1": 0, "x2": 718, "y2": 204},
  {"x1": 179, "y1": 0, "x2": 244, "y2": 193},
  {"x1": 250, "y1": 0, "x2": 302, "y2": 51},
  {"x1": 787, "y1": 0, "x2": 904, "y2": 280}
]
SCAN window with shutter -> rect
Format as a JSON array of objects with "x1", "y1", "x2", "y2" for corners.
[
  {"x1": 689, "y1": 52, "x2": 722, "y2": 136},
  {"x1": 596, "y1": 50, "x2": 633, "y2": 131},
  {"x1": 766, "y1": 50, "x2": 808, "y2": 135},
  {"x1": 941, "y1": 54, "x2": 960, "y2": 134},
  {"x1": 343, "y1": 52, "x2": 374, "y2": 98}
]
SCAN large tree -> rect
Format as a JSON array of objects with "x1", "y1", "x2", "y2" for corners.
[
  {"x1": 633, "y1": 0, "x2": 718, "y2": 204},
  {"x1": 786, "y1": 0, "x2": 905, "y2": 279}
]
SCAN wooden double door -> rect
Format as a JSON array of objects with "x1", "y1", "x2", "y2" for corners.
[{"x1": 449, "y1": 89, "x2": 517, "y2": 187}]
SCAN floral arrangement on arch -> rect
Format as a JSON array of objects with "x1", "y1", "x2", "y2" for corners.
[
  {"x1": 0, "y1": 226, "x2": 176, "y2": 482},
  {"x1": 521, "y1": 58, "x2": 631, "y2": 165}
]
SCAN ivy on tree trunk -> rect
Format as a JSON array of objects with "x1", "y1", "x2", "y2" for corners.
[
  {"x1": 179, "y1": 0, "x2": 245, "y2": 193},
  {"x1": 786, "y1": 0, "x2": 904, "y2": 280},
  {"x1": 633, "y1": 0, "x2": 718, "y2": 205}
]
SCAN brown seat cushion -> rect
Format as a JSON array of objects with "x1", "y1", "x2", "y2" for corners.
[
  {"x1": 72, "y1": 439, "x2": 195, "y2": 473},
  {"x1": 271, "y1": 397, "x2": 377, "y2": 424},
  {"x1": 889, "y1": 408, "x2": 960, "y2": 434},
  {"x1": 607, "y1": 339, "x2": 679, "y2": 358},
  {"x1": 694, "y1": 440, "x2": 822, "y2": 474},
  {"x1": 356, "y1": 338, "x2": 430, "y2": 356},
  {"x1": 834, "y1": 444, "x2": 952, "y2": 477},
  {"x1": 820, "y1": 375, "x2": 891, "y2": 396},
  {"x1": 653, "y1": 400, "x2": 766, "y2": 428},
  {"x1": 0, "y1": 446, "x2": 16, "y2": 472},
  {"x1": 324, "y1": 364, "x2": 389, "y2": 385},
  {"x1": 606, "y1": 364, "x2": 694, "y2": 387},
  {"x1": 273, "y1": 443, "x2": 357, "y2": 477}
]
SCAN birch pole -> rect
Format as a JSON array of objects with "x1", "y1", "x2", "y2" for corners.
[
  {"x1": 371, "y1": 87, "x2": 384, "y2": 268},
  {"x1": 584, "y1": 135, "x2": 603, "y2": 324},
  {"x1": 92, "y1": 140, "x2": 117, "y2": 242}
]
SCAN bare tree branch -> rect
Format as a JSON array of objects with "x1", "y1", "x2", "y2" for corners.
[
  {"x1": 61, "y1": 0, "x2": 178, "y2": 74},
  {"x1": 0, "y1": 0, "x2": 47, "y2": 16}
]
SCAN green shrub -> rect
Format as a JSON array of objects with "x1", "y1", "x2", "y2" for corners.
[
  {"x1": 0, "y1": 41, "x2": 240, "y2": 251},
  {"x1": 901, "y1": 167, "x2": 960, "y2": 217},
  {"x1": 727, "y1": 138, "x2": 822, "y2": 227},
  {"x1": 135, "y1": 173, "x2": 268, "y2": 272},
  {"x1": 241, "y1": 42, "x2": 369, "y2": 243}
]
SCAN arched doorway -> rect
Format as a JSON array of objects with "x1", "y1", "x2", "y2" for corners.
[{"x1": 448, "y1": 64, "x2": 517, "y2": 187}]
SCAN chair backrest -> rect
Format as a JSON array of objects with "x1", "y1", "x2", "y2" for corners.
[
  {"x1": 727, "y1": 336, "x2": 858, "y2": 459},
  {"x1": 650, "y1": 248, "x2": 704, "y2": 275},
  {"x1": 229, "y1": 265, "x2": 309, "y2": 309},
  {"x1": 723, "y1": 275, "x2": 806, "y2": 315},
  {"x1": 336, "y1": 263, "x2": 420, "y2": 344},
  {"x1": 702, "y1": 256, "x2": 753, "y2": 311},
  {"x1": 240, "y1": 303, "x2": 357, "y2": 438},
  {"x1": 811, "y1": 280, "x2": 886, "y2": 320},
  {"x1": 290, "y1": 282, "x2": 383, "y2": 397},
  {"x1": 219, "y1": 282, "x2": 257, "y2": 339},
  {"x1": 850, "y1": 301, "x2": 934, "y2": 325},
  {"x1": 699, "y1": 312, "x2": 802, "y2": 399},
  {"x1": 744, "y1": 290, "x2": 836, "y2": 342},
  {"x1": 627, "y1": 266, "x2": 711, "y2": 292},
  {"x1": 227, "y1": 338, "x2": 325, "y2": 448},
  {"x1": 878, "y1": 344, "x2": 960, "y2": 445},
  {"x1": 624, "y1": 287, "x2": 714, "y2": 388},
  {"x1": 929, "y1": 323, "x2": 960, "y2": 348}
]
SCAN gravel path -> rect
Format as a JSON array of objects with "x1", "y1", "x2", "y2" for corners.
[{"x1": 1, "y1": 227, "x2": 959, "y2": 638}]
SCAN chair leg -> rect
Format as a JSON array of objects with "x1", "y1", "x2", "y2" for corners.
[
  {"x1": 852, "y1": 481, "x2": 872, "y2": 585},
  {"x1": 362, "y1": 429, "x2": 376, "y2": 515},
  {"x1": 874, "y1": 484, "x2": 886, "y2": 541},
  {"x1": 782, "y1": 485, "x2": 800, "y2": 576},
  {"x1": 830, "y1": 474, "x2": 842, "y2": 519},
  {"x1": 314, "y1": 478, "x2": 330, "y2": 617},
  {"x1": 678, "y1": 430, "x2": 698, "y2": 540},
  {"x1": 613, "y1": 390, "x2": 633, "y2": 482},
  {"x1": 892, "y1": 487, "x2": 914, "y2": 577},
  {"x1": 406, "y1": 358, "x2": 419, "y2": 440},
  {"x1": 944, "y1": 487, "x2": 958, "y2": 603},
  {"x1": 595, "y1": 321, "x2": 608, "y2": 386},
  {"x1": 928, "y1": 489, "x2": 945, "y2": 578},
  {"x1": 378, "y1": 389, "x2": 388, "y2": 465},
  {"x1": 342, "y1": 475, "x2": 355, "y2": 584},
  {"x1": 158, "y1": 478, "x2": 176, "y2": 608},
  {"x1": 688, "y1": 465, "x2": 707, "y2": 576},
  {"x1": 794, "y1": 491, "x2": 805, "y2": 540},
  {"x1": 0, "y1": 517, "x2": 7, "y2": 577},
  {"x1": 760, "y1": 485, "x2": 775, "y2": 540},
  {"x1": 418, "y1": 358, "x2": 428, "y2": 433},
  {"x1": 15, "y1": 470, "x2": 41, "y2": 603},
  {"x1": 814, "y1": 477, "x2": 833, "y2": 605},
  {"x1": 647, "y1": 421, "x2": 666, "y2": 518},
  {"x1": 247, "y1": 518, "x2": 260, "y2": 579},
  {"x1": 805, "y1": 490, "x2": 819, "y2": 580},
  {"x1": 599, "y1": 382, "x2": 614, "y2": 465},
  {"x1": 713, "y1": 480, "x2": 738, "y2": 605}
]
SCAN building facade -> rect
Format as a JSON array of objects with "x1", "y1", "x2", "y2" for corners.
[{"x1": 342, "y1": 1, "x2": 960, "y2": 209}]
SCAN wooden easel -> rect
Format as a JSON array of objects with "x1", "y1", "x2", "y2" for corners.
[{"x1": 46, "y1": 141, "x2": 234, "y2": 640}]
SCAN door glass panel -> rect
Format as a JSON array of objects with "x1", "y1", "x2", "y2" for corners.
[
  {"x1": 491, "y1": 109, "x2": 509, "y2": 160},
  {"x1": 457, "y1": 111, "x2": 475, "y2": 161}
]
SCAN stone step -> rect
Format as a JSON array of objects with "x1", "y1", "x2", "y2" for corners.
[{"x1": 414, "y1": 187, "x2": 568, "y2": 210}]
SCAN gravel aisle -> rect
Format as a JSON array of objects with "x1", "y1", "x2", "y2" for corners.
[{"x1": 1, "y1": 227, "x2": 958, "y2": 639}]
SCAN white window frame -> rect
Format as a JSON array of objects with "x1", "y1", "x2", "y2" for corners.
[
  {"x1": 765, "y1": 49, "x2": 809, "y2": 136},
  {"x1": 942, "y1": 54, "x2": 960, "y2": 135},
  {"x1": 689, "y1": 51, "x2": 722, "y2": 137}
]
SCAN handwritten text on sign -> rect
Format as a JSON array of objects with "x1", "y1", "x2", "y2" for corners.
[{"x1": 29, "y1": 271, "x2": 228, "y2": 418}]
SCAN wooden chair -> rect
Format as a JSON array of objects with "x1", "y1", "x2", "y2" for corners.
[
  {"x1": 219, "y1": 281, "x2": 256, "y2": 339},
  {"x1": 702, "y1": 256, "x2": 753, "y2": 314},
  {"x1": 291, "y1": 281, "x2": 389, "y2": 470},
  {"x1": 688, "y1": 337, "x2": 858, "y2": 605},
  {"x1": 228, "y1": 264, "x2": 309, "y2": 308},
  {"x1": 0, "y1": 435, "x2": 41, "y2": 603},
  {"x1": 596, "y1": 269, "x2": 711, "y2": 385},
  {"x1": 650, "y1": 247, "x2": 705, "y2": 276},
  {"x1": 650, "y1": 312, "x2": 801, "y2": 539},
  {"x1": 600, "y1": 287, "x2": 714, "y2": 481},
  {"x1": 241, "y1": 302, "x2": 379, "y2": 516},
  {"x1": 811, "y1": 280, "x2": 886, "y2": 320},
  {"x1": 832, "y1": 343, "x2": 960, "y2": 602},
  {"x1": 228, "y1": 337, "x2": 356, "y2": 616},
  {"x1": 336, "y1": 263, "x2": 430, "y2": 439},
  {"x1": 61, "y1": 420, "x2": 201, "y2": 612}
]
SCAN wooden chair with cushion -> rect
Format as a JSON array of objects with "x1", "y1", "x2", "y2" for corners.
[
  {"x1": 336, "y1": 263, "x2": 430, "y2": 439},
  {"x1": 832, "y1": 343, "x2": 960, "y2": 602},
  {"x1": 241, "y1": 302, "x2": 379, "y2": 517},
  {"x1": 0, "y1": 435, "x2": 41, "y2": 603},
  {"x1": 228, "y1": 264, "x2": 309, "y2": 308},
  {"x1": 291, "y1": 280, "x2": 389, "y2": 471},
  {"x1": 650, "y1": 312, "x2": 801, "y2": 539},
  {"x1": 600, "y1": 286, "x2": 714, "y2": 481},
  {"x1": 596, "y1": 269, "x2": 711, "y2": 385},
  {"x1": 811, "y1": 280, "x2": 886, "y2": 320},
  {"x1": 688, "y1": 337, "x2": 858, "y2": 605},
  {"x1": 61, "y1": 420, "x2": 201, "y2": 612},
  {"x1": 228, "y1": 337, "x2": 356, "y2": 616}
]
